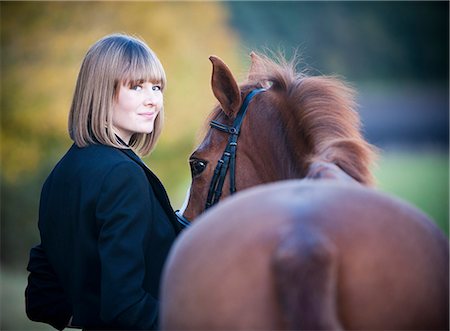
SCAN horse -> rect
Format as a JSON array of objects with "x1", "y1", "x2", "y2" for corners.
[{"x1": 160, "y1": 52, "x2": 449, "y2": 330}]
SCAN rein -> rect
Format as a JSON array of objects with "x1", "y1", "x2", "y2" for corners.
[{"x1": 176, "y1": 88, "x2": 266, "y2": 228}]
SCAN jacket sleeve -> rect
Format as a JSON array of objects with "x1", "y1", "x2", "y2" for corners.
[
  {"x1": 25, "y1": 244, "x2": 72, "y2": 330},
  {"x1": 96, "y1": 162, "x2": 160, "y2": 330}
]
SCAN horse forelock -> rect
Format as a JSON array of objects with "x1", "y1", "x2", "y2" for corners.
[{"x1": 247, "y1": 52, "x2": 377, "y2": 186}]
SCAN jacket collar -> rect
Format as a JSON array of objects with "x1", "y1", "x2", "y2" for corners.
[
  {"x1": 119, "y1": 147, "x2": 145, "y2": 168},
  {"x1": 114, "y1": 135, "x2": 145, "y2": 167},
  {"x1": 115, "y1": 134, "x2": 129, "y2": 147},
  {"x1": 116, "y1": 146, "x2": 183, "y2": 235}
]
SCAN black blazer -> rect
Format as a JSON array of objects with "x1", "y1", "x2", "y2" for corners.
[{"x1": 25, "y1": 143, "x2": 183, "y2": 330}]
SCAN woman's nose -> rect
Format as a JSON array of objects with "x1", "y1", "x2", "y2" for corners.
[
  {"x1": 144, "y1": 97, "x2": 155, "y2": 106},
  {"x1": 144, "y1": 91, "x2": 156, "y2": 106}
]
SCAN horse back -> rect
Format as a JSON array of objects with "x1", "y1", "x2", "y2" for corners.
[{"x1": 161, "y1": 181, "x2": 449, "y2": 330}]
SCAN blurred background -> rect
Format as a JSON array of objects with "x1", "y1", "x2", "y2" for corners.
[{"x1": 1, "y1": 2, "x2": 448, "y2": 329}]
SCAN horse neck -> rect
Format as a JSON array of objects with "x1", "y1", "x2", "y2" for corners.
[{"x1": 240, "y1": 108, "x2": 306, "y2": 184}]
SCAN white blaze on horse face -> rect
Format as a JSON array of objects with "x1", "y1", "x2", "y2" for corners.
[{"x1": 179, "y1": 185, "x2": 191, "y2": 214}]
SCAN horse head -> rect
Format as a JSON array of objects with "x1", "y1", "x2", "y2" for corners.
[{"x1": 180, "y1": 52, "x2": 377, "y2": 222}]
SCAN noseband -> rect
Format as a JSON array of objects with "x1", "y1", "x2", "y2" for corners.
[{"x1": 176, "y1": 88, "x2": 266, "y2": 228}]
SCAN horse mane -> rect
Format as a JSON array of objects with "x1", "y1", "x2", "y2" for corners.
[{"x1": 246, "y1": 52, "x2": 378, "y2": 186}]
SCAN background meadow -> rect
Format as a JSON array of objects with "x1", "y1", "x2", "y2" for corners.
[{"x1": 1, "y1": 2, "x2": 448, "y2": 329}]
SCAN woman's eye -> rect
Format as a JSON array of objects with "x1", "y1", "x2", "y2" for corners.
[
  {"x1": 152, "y1": 85, "x2": 161, "y2": 91},
  {"x1": 189, "y1": 159, "x2": 207, "y2": 178},
  {"x1": 130, "y1": 85, "x2": 143, "y2": 91}
]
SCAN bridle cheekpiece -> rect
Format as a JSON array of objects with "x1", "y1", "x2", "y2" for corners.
[
  {"x1": 176, "y1": 88, "x2": 266, "y2": 228},
  {"x1": 205, "y1": 88, "x2": 266, "y2": 209}
]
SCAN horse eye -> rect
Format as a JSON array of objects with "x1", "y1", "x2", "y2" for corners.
[{"x1": 189, "y1": 159, "x2": 207, "y2": 178}]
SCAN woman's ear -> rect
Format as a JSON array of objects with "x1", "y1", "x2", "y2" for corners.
[{"x1": 209, "y1": 56, "x2": 241, "y2": 118}]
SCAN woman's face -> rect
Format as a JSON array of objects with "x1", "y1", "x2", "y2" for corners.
[{"x1": 112, "y1": 81, "x2": 163, "y2": 144}]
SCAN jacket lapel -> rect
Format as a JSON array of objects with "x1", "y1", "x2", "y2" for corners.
[{"x1": 118, "y1": 148, "x2": 182, "y2": 234}]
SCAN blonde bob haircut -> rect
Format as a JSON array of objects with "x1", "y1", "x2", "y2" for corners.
[{"x1": 68, "y1": 33, "x2": 166, "y2": 156}]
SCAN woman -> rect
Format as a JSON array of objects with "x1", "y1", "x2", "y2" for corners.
[{"x1": 25, "y1": 33, "x2": 184, "y2": 330}]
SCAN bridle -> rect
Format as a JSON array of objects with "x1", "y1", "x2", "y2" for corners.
[
  {"x1": 176, "y1": 88, "x2": 266, "y2": 228},
  {"x1": 206, "y1": 88, "x2": 266, "y2": 209}
]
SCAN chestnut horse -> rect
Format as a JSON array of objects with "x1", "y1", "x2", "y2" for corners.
[{"x1": 161, "y1": 53, "x2": 449, "y2": 330}]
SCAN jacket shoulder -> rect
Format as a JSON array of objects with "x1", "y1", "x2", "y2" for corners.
[
  {"x1": 72, "y1": 144, "x2": 130, "y2": 160},
  {"x1": 69, "y1": 144, "x2": 136, "y2": 165},
  {"x1": 50, "y1": 144, "x2": 144, "y2": 184}
]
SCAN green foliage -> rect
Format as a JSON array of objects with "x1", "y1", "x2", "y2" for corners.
[
  {"x1": 1, "y1": 1, "x2": 242, "y2": 267},
  {"x1": 227, "y1": 2, "x2": 449, "y2": 84}
]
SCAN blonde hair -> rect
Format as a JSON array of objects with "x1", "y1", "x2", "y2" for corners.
[{"x1": 68, "y1": 33, "x2": 166, "y2": 156}]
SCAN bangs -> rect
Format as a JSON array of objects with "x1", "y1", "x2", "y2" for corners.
[{"x1": 118, "y1": 40, "x2": 166, "y2": 90}]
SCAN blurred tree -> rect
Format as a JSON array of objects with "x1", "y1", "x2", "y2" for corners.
[
  {"x1": 227, "y1": 1, "x2": 449, "y2": 84},
  {"x1": 1, "y1": 1, "x2": 242, "y2": 267}
]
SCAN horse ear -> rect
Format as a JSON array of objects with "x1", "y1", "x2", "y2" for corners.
[
  {"x1": 248, "y1": 51, "x2": 263, "y2": 81},
  {"x1": 248, "y1": 51, "x2": 271, "y2": 88},
  {"x1": 209, "y1": 56, "x2": 241, "y2": 118}
]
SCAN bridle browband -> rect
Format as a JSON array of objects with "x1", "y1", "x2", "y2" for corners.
[{"x1": 175, "y1": 88, "x2": 266, "y2": 228}]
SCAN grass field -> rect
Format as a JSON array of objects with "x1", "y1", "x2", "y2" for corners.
[
  {"x1": 1, "y1": 268, "x2": 52, "y2": 330},
  {"x1": 374, "y1": 150, "x2": 449, "y2": 235},
  {"x1": 1, "y1": 150, "x2": 448, "y2": 330}
]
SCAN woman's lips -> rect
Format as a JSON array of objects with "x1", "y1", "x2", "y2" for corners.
[{"x1": 139, "y1": 112, "x2": 156, "y2": 119}]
